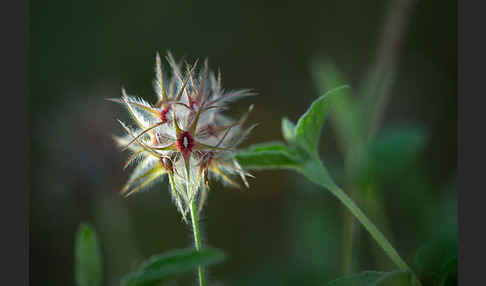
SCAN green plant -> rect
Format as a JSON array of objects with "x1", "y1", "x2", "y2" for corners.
[
  {"x1": 73, "y1": 55, "x2": 455, "y2": 286},
  {"x1": 74, "y1": 223, "x2": 225, "y2": 286},
  {"x1": 235, "y1": 86, "x2": 424, "y2": 285},
  {"x1": 75, "y1": 223, "x2": 102, "y2": 286}
]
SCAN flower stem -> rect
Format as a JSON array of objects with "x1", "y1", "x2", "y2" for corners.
[{"x1": 190, "y1": 199, "x2": 206, "y2": 286}]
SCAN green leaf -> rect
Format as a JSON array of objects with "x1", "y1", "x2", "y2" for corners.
[
  {"x1": 75, "y1": 223, "x2": 102, "y2": 286},
  {"x1": 122, "y1": 247, "x2": 226, "y2": 286},
  {"x1": 310, "y1": 58, "x2": 345, "y2": 95},
  {"x1": 310, "y1": 59, "x2": 365, "y2": 154},
  {"x1": 294, "y1": 85, "x2": 350, "y2": 156},
  {"x1": 298, "y1": 159, "x2": 337, "y2": 192},
  {"x1": 281, "y1": 117, "x2": 296, "y2": 143},
  {"x1": 438, "y1": 257, "x2": 457, "y2": 286},
  {"x1": 414, "y1": 238, "x2": 457, "y2": 284},
  {"x1": 327, "y1": 271, "x2": 412, "y2": 286},
  {"x1": 235, "y1": 142, "x2": 300, "y2": 170},
  {"x1": 367, "y1": 124, "x2": 426, "y2": 181}
]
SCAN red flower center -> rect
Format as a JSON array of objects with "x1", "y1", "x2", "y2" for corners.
[
  {"x1": 177, "y1": 131, "x2": 195, "y2": 156},
  {"x1": 160, "y1": 106, "x2": 171, "y2": 123}
]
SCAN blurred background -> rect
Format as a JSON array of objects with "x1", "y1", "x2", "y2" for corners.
[{"x1": 30, "y1": 0, "x2": 457, "y2": 285}]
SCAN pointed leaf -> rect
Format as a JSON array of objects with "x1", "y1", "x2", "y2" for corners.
[
  {"x1": 235, "y1": 142, "x2": 300, "y2": 170},
  {"x1": 327, "y1": 271, "x2": 412, "y2": 286},
  {"x1": 310, "y1": 60, "x2": 365, "y2": 154},
  {"x1": 121, "y1": 247, "x2": 226, "y2": 286},
  {"x1": 75, "y1": 223, "x2": 102, "y2": 286},
  {"x1": 295, "y1": 85, "x2": 350, "y2": 155},
  {"x1": 281, "y1": 117, "x2": 296, "y2": 143}
]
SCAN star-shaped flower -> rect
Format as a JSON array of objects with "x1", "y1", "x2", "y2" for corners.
[{"x1": 110, "y1": 52, "x2": 256, "y2": 221}]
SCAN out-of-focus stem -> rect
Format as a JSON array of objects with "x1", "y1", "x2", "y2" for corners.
[
  {"x1": 367, "y1": 0, "x2": 417, "y2": 138},
  {"x1": 363, "y1": 184, "x2": 396, "y2": 270},
  {"x1": 341, "y1": 213, "x2": 357, "y2": 273},
  {"x1": 339, "y1": 0, "x2": 417, "y2": 274},
  {"x1": 340, "y1": 187, "x2": 358, "y2": 274}
]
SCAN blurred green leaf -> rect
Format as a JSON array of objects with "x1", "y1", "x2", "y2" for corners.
[
  {"x1": 414, "y1": 238, "x2": 457, "y2": 284},
  {"x1": 311, "y1": 59, "x2": 365, "y2": 155},
  {"x1": 121, "y1": 247, "x2": 226, "y2": 286},
  {"x1": 75, "y1": 223, "x2": 102, "y2": 286},
  {"x1": 414, "y1": 244, "x2": 447, "y2": 276},
  {"x1": 367, "y1": 124, "x2": 426, "y2": 181},
  {"x1": 438, "y1": 257, "x2": 457, "y2": 286},
  {"x1": 236, "y1": 142, "x2": 300, "y2": 170},
  {"x1": 327, "y1": 271, "x2": 412, "y2": 286},
  {"x1": 310, "y1": 58, "x2": 345, "y2": 94},
  {"x1": 281, "y1": 117, "x2": 296, "y2": 143},
  {"x1": 289, "y1": 187, "x2": 342, "y2": 278},
  {"x1": 294, "y1": 85, "x2": 350, "y2": 156}
]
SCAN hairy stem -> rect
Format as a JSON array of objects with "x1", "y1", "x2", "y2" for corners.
[
  {"x1": 329, "y1": 185, "x2": 408, "y2": 270},
  {"x1": 330, "y1": 184, "x2": 422, "y2": 285},
  {"x1": 300, "y1": 160, "x2": 422, "y2": 285},
  {"x1": 190, "y1": 199, "x2": 206, "y2": 286}
]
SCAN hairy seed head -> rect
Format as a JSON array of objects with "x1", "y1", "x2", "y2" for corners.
[{"x1": 110, "y1": 51, "x2": 256, "y2": 220}]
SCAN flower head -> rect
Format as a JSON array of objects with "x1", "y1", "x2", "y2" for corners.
[{"x1": 110, "y1": 52, "x2": 256, "y2": 221}]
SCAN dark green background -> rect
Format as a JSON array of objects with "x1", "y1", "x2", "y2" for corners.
[{"x1": 30, "y1": 0, "x2": 457, "y2": 285}]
